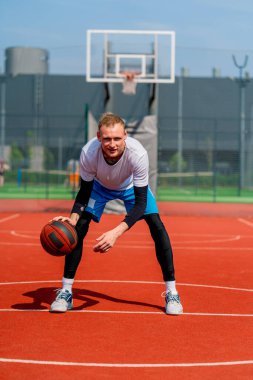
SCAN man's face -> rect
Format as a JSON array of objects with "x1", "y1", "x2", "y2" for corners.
[{"x1": 97, "y1": 122, "x2": 127, "y2": 160}]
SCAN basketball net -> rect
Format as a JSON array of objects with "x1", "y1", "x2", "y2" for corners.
[{"x1": 121, "y1": 72, "x2": 137, "y2": 95}]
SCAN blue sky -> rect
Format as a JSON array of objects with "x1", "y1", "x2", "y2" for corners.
[{"x1": 1, "y1": 0, "x2": 253, "y2": 77}]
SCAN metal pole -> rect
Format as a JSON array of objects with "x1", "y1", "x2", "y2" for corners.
[
  {"x1": 212, "y1": 119, "x2": 217, "y2": 202},
  {"x1": 240, "y1": 84, "x2": 246, "y2": 190},
  {"x1": 58, "y1": 137, "x2": 63, "y2": 170},
  {"x1": 177, "y1": 74, "x2": 183, "y2": 178},
  {"x1": 0, "y1": 77, "x2": 6, "y2": 159},
  {"x1": 232, "y1": 55, "x2": 249, "y2": 193}
]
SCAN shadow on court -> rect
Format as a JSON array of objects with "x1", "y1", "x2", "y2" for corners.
[{"x1": 11, "y1": 287, "x2": 164, "y2": 312}]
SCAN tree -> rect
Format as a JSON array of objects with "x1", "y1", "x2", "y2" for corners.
[
  {"x1": 169, "y1": 152, "x2": 187, "y2": 172},
  {"x1": 10, "y1": 144, "x2": 24, "y2": 169}
]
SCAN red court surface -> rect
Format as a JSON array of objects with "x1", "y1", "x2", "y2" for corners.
[{"x1": 0, "y1": 201, "x2": 253, "y2": 379}]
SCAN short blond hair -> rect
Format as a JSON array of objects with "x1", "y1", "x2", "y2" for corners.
[{"x1": 98, "y1": 112, "x2": 125, "y2": 130}]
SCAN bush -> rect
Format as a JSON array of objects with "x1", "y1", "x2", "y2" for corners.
[
  {"x1": 169, "y1": 153, "x2": 187, "y2": 172},
  {"x1": 10, "y1": 144, "x2": 25, "y2": 169}
]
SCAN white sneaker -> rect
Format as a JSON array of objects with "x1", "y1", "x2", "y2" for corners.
[
  {"x1": 50, "y1": 289, "x2": 73, "y2": 313},
  {"x1": 165, "y1": 290, "x2": 183, "y2": 315}
]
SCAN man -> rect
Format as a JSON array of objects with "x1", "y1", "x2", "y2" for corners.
[
  {"x1": 50, "y1": 112, "x2": 183, "y2": 315},
  {"x1": 0, "y1": 159, "x2": 5, "y2": 187}
]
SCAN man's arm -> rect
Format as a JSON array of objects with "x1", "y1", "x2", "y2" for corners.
[
  {"x1": 53, "y1": 178, "x2": 94, "y2": 226},
  {"x1": 123, "y1": 185, "x2": 148, "y2": 228},
  {"x1": 93, "y1": 185, "x2": 148, "y2": 252}
]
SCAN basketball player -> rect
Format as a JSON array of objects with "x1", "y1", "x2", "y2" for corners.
[
  {"x1": 50, "y1": 112, "x2": 183, "y2": 315},
  {"x1": 0, "y1": 159, "x2": 5, "y2": 187}
]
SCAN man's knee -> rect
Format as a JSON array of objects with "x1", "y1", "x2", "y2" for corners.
[
  {"x1": 144, "y1": 213, "x2": 171, "y2": 248},
  {"x1": 144, "y1": 213, "x2": 164, "y2": 230},
  {"x1": 75, "y1": 211, "x2": 92, "y2": 240}
]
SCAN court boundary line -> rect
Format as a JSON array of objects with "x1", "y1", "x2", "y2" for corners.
[
  {"x1": 0, "y1": 357, "x2": 252, "y2": 368},
  {"x1": 2, "y1": 229, "x2": 252, "y2": 237},
  {"x1": 238, "y1": 218, "x2": 253, "y2": 228},
  {"x1": 0, "y1": 214, "x2": 20, "y2": 224},
  {"x1": 0, "y1": 309, "x2": 252, "y2": 317},
  {"x1": 0, "y1": 279, "x2": 252, "y2": 292},
  {"x1": 0, "y1": 241, "x2": 252, "y2": 251},
  {"x1": 8, "y1": 233, "x2": 244, "y2": 244}
]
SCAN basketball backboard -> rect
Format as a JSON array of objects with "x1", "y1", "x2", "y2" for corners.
[{"x1": 86, "y1": 30, "x2": 175, "y2": 84}]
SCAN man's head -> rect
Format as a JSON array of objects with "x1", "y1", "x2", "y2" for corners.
[
  {"x1": 98, "y1": 112, "x2": 125, "y2": 131},
  {"x1": 97, "y1": 113, "x2": 127, "y2": 162}
]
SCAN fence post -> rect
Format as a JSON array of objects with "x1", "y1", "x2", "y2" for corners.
[
  {"x1": 45, "y1": 116, "x2": 50, "y2": 199},
  {"x1": 84, "y1": 103, "x2": 89, "y2": 145},
  {"x1": 212, "y1": 119, "x2": 217, "y2": 202},
  {"x1": 0, "y1": 78, "x2": 6, "y2": 160},
  {"x1": 232, "y1": 55, "x2": 250, "y2": 195}
]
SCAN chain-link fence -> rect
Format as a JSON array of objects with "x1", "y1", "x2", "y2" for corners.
[
  {"x1": 157, "y1": 116, "x2": 253, "y2": 202},
  {"x1": 1, "y1": 113, "x2": 88, "y2": 199},
  {"x1": 0, "y1": 112, "x2": 252, "y2": 202}
]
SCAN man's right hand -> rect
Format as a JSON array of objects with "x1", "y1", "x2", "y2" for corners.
[{"x1": 51, "y1": 213, "x2": 79, "y2": 226}]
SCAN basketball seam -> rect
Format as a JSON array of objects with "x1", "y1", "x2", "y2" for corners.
[
  {"x1": 51, "y1": 221, "x2": 77, "y2": 246},
  {"x1": 40, "y1": 229, "x2": 62, "y2": 256}
]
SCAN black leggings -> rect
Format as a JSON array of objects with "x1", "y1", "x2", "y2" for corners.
[
  {"x1": 64, "y1": 212, "x2": 175, "y2": 282},
  {"x1": 63, "y1": 212, "x2": 92, "y2": 279},
  {"x1": 144, "y1": 214, "x2": 175, "y2": 281}
]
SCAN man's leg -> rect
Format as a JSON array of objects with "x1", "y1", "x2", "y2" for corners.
[
  {"x1": 64, "y1": 211, "x2": 92, "y2": 279},
  {"x1": 144, "y1": 213, "x2": 175, "y2": 281},
  {"x1": 144, "y1": 213, "x2": 183, "y2": 315},
  {"x1": 50, "y1": 212, "x2": 92, "y2": 312}
]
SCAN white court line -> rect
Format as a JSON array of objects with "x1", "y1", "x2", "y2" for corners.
[
  {"x1": 2, "y1": 229, "x2": 252, "y2": 239},
  {"x1": 0, "y1": 214, "x2": 20, "y2": 224},
  {"x1": 238, "y1": 218, "x2": 253, "y2": 228},
  {"x1": 0, "y1": 241, "x2": 252, "y2": 251},
  {"x1": 1, "y1": 230, "x2": 249, "y2": 237},
  {"x1": 0, "y1": 279, "x2": 252, "y2": 293},
  {"x1": 0, "y1": 309, "x2": 252, "y2": 317},
  {"x1": 0, "y1": 242, "x2": 41, "y2": 246},
  {"x1": 10, "y1": 230, "x2": 38, "y2": 239},
  {"x1": 5, "y1": 230, "x2": 243, "y2": 244},
  {"x1": 179, "y1": 282, "x2": 253, "y2": 292},
  {"x1": 174, "y1": 247, "x2": 253, "y2": 251},
  {"x1": 0, "y1": 357, "x2": 252, "y2": 368},
  {"x1": 180, "y1": 235, "x2": 241, "y2": 244}
]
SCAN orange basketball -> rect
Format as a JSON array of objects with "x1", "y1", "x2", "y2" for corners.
[{"x1": 40, "y1": 220, "x2": 78, "y2": 256}]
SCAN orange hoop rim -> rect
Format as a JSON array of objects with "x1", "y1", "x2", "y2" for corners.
[{"x1": 120, "y1": 71, "x2": 141, "y2": 81}]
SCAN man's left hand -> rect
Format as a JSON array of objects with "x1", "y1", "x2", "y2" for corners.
[{"x1": 93, "y1": 230, "x2": 118, "y2": 253}]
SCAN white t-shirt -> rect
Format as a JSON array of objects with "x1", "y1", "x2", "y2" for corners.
[{"x1": 79, "y1": 136, "x2": 149, "y2": 190}]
